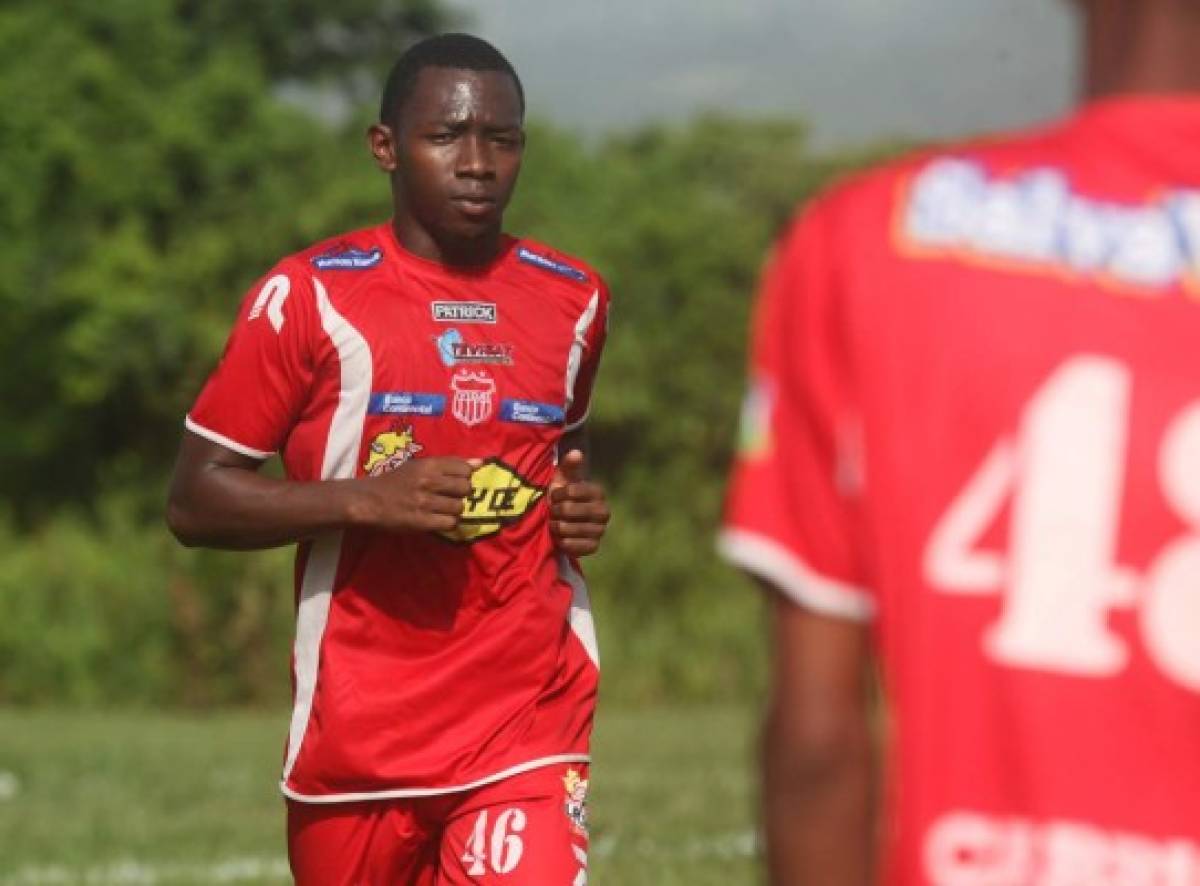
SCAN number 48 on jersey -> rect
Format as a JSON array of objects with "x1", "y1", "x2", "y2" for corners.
[{"x1": 924, "y1": 355, "x2": 1200, "y2": 692}]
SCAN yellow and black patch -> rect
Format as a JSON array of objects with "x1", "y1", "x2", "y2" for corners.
[{"x1": 439, "y1": 457, "x2": 545, "y2": 544}]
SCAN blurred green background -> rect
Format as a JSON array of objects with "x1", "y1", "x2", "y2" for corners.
[{"x1": 0, "y1": 0, "x2": 916, "y2": 880}]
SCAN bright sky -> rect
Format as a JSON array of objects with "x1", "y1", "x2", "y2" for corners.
[{"x1": 453, "y1": 0, "x2": 1078, "y2": 147}]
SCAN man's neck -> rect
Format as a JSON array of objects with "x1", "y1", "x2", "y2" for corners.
[
  {"x1": 392, "y1": 218, "x2": 503, "y2": 270},
  {"x1": 1083, "y1": 0, "x2": 1200, "y2": 99}
]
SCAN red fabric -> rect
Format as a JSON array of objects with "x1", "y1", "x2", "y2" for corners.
[
  {"x1": 189, "y1": 224, "x2": 607, "y2": 799},
  {"x1": 287, "y1": 764, "x2": 591, "y2": 885},
  {"x1": 723, "y1": 97, "x2": 1200, "y2": 883}
]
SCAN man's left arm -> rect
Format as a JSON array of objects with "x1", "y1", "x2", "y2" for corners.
[
  {"x1": 551, "y1": 276, "x2": 611, "y2": 556},
  {"x1": 550, "y1": 425, "x2": 610, "y2": 557}
]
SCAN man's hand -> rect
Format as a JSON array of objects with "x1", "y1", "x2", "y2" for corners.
[
  {"x1": 353, "y1": 457, "x2": 477, "y2": 535},
  {"x1": 549, "y1": 449, "x2": 610, "y2": 557}
]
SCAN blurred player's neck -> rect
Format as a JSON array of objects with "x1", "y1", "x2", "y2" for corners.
[{"x1": 1082, "y1": 0, "x2": 1200, "y2": 98}]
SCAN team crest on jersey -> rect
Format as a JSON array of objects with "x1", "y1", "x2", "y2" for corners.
[
  {"x1": 311, "y1": 246, "x2": 383, "y2": 270},
  {"x1": 450, "y1": 368, "x2": 496, "y2": 426},
  {"x1": 562, "y1": 769, "x2": 589, "y2": 837},
  {"x1": 438, "y1": 458, "x2": 544, "y2": 543},
  {"x1": 363, "y1": 425, "x2": 422, "y2": 476},
  {"x1": 435, "y1": 329, "x2": 515, "y2": 367}
]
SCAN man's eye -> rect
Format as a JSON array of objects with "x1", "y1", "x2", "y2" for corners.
[{"x1": 428, "y1": 132, "x2": 455, "y2": 144}]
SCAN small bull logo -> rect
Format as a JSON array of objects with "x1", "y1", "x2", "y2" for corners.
[{"x1": 364, "y1": 425, "x2": 423, "y2": 476}]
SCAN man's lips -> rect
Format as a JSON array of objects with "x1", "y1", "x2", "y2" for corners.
[
  {"x1": 451, "y1": 194, "x2": 497, "y2": 218},
  {"x1": 452, "y1": 191, "x2": 496, "y2": 204}
]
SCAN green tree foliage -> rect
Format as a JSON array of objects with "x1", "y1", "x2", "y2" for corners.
[
  {"x1": 0, "y1": 2, "x2": 902, "y2": 705},
  {"x1": 170, "y1": 0, "x2": 449, "y2": 82},
  {"x1": 0, "y1": 0, "x2": 452, "y2": 519}
]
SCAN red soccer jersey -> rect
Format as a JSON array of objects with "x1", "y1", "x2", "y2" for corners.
[
  {"x1": 721, "y1": 97, "x2": 1200, "y2": 884},
  {"x1": 187, "y1": 223, "x2": 608, "y2": 802}
]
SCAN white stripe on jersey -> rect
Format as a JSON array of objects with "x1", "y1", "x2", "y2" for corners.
[
  {"x1": 281, "y1": 753, "x2": 592, "y2": 803},
  {"x1": 563, "y1": 290, "x2": 600, "y2": 416},
  {"x1": 558, "y1": 554, "x2": 600, "y2": 668},
  {"x1": 183, "y1": 415, "x2": 274, "y2": 459},
  {"x1": 282, "y1": 278, "x2": 374, "y2": 784},
  {"x1": 563, "y1": 407, "x2": 590, "y2": 434},
  {"x1": 717, "y1": 528, "x2": 877, "y2": 621}
]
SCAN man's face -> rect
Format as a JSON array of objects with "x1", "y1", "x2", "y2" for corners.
[{"x1": 382, "y1": 67, "x2": 525, "y2": 245}]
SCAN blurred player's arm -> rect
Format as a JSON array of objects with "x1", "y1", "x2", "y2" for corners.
[
  {"x1": 166, "y1": 432, "x2": 474, "y2": 550},
  {"x1": 761, "y1": 583, "x2": 877, "y2": 886},
  {"x1": 720, "y1": 199, "x2": 876, "y2": 881},
  {"x1": 550, "y1": 424, "x2": 610, "y2": 557}
]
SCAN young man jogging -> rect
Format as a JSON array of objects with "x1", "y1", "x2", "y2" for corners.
[{"x1": 168, "y1": 34, "x2": 609, "y2": 885}]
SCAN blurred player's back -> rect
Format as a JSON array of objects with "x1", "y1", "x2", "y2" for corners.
[
  {"x1": 870, "y1": 97, "x2": 1199, "y2": 883},
  {"x1": 721, "y1": 4, "x2": 1200, "y2": 882}
]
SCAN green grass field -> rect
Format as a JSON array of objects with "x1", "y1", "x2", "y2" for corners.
[{"x1": 0, "y1": 705, "x2": 760, "y2": 885}]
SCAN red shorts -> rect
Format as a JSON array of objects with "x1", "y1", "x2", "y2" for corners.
[{"x1": 287, "y1": 763, "x2": 590, "y2": 885}]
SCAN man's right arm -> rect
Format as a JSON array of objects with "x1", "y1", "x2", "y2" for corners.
[
  {"x1": 759, "y1": 582, "x2": 878, "y2": 886},
  {"x1": 166, "y1": 431, "x2": 474, "y2": 550}
]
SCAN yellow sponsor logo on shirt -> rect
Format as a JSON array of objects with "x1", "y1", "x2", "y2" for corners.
[{"x1": 439, "y1": 458, "x2": 545, "y2": 543}]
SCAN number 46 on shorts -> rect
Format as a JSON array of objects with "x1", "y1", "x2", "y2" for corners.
[{"x1": 457, "y1": 806, "x2": 588, "y2": 884}]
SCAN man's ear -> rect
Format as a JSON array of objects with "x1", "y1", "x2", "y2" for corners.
[{"x1": 367, "y1": 123, "x2": 398, "y2": 173}]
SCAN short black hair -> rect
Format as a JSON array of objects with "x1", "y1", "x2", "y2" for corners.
[{"x1": 379, "y1": 33, "x2": 525, "y2": 129}]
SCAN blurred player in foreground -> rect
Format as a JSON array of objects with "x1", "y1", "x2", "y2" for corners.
[
  {"x1": 167, "y1": 34, "x2": 610, "y2": 885},
  {"x1": 720, "y1": 0, "x2": 1200, "y2": 882}
]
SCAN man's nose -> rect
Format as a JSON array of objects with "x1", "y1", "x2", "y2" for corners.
[{"x1": 456, "y1": 135, "x2": 494, "y2": 178}]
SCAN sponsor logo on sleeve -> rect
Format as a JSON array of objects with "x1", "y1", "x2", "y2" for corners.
[
  {"x1": 432, "y1": 301, "x2": 497, "y2": 323},
  {"x1": 438, "y1": 457, "x2": 545, "y2": 543},
  {"x1": 517, "y1": 247, "x2": 588, "y2": 282},
  {"x1": 368, "y1": 392, "x2": 446, "y2": 417},
  {"x1": 500, "y1": 399, "x2": 565, "y2": 426},
  {"x1": 737, "y1": 376, "x2": 775, "y2": 458},
  {"x1": 311, "y1": 246, "x2": 383, "y2": 270},
  {"x1": 246, "y1": 274, "x2": 290, "y2": 332},
  {"x1": 434, "y1": 329, "x2": 515, "y2": 367},
  {"x1": 363, "y1": 425, "x2": 422, "y2": 476},
  {"x1": 450, "y1": 368, "x2": 496, "y2": 426}
]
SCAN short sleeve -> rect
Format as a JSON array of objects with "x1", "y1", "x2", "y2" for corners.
[
  {"x1": 718, "y1": 206, "x2": 875, "y2": 620},
  {"x1": 564, "y1": 279, "x2": 610, "y2": 432},
  {"x1": 186, "y1": 263, "x2": 316, "y2": 458}
]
